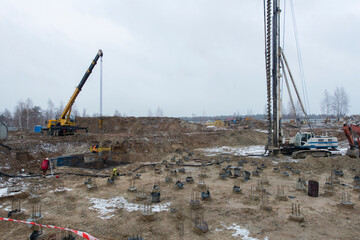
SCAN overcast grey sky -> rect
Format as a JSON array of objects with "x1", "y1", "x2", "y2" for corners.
[{"x1": 0, "y1": 0, "x2": 359, "y2": 117}]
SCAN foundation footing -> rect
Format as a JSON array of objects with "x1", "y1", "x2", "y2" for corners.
[
  {"x1": 250, "y1": 194, "x2": 260, "y2": 201},
  {"x1": 142, "y1": 212, "x2": 156, "y2": 221},
  {"x1": 323, "y1": 190, "x2": 335, "y2": 196},
  {"x1": 128, "y1": 187, "x2": 137, "y2": 193},
  {"x1": 260, "y1": 204, "x2": 272, "y2": 211},
  {"x1": 276, "y1": 195, "x2": 288, "y2": 201},
  {"x1": 288, "y1": 214, "x2": 304, "y2": 222},
  {"x1": 340, "y1": 201, "x2": 354, "y2": 209}
]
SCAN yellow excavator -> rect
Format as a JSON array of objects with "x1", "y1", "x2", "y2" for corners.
[
  {"x1": 90, "y1": 145, "x2": 111, "y2": 153},
  {"x1": 42, "y1": 49, "x2": 103, "y2": 136}
]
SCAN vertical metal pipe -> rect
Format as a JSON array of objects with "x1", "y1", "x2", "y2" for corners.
[
  {"x1": 100, "y1": 56, "x2": 103, "y2": 118},
  {"x1": 272, "y1": 0, "x2": 281, "y2": 147}
]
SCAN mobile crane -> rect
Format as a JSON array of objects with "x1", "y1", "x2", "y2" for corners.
[
  {"x1": 42, "y1": 49, "x2": 103, "y2": 136},
  {"x1": 343, "y1": 123, "x2": 360, "y2": 158}
]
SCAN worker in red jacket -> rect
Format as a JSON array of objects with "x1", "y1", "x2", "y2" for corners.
[{"x1": 41, "y1": 158, "x2": 50, "y2": 178}]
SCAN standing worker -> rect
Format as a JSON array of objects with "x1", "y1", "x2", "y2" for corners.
[{"x1": 41, "y1": 158, "x2": 50, "y2": 178}]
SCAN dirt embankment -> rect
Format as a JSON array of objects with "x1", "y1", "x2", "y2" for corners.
[
  {"x1": 276, "y1": 155, "x2": 360, "y2": 176},
  {"x1": 76, "y1": 117, "x2": 200, "y2": 136},
  {"x1": 76, "y1": 117, "x2": 267, "y2": 163},
  {"x1": 0, "y1": 117, "x2": 267, "y2": 174}
]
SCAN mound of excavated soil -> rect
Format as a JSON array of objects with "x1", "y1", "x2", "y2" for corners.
[
  {"x1": 1, "y1": 117, "x2": 268, "y2": 174},
  {"x1": 276, "y1": 155, "x2": 360, "y2": 176},
  {"x1": 76, "y1": 117, "x2": 200, "y2": 136}
]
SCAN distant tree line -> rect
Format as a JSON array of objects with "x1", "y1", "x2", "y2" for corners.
[
  {"x1": 1, "y1": 87, "x2": 350, "y2": 131},
  {"x1": 321, "y1": 87, "x2": 349, "y2": 119},
  {"x1": 0, "y1": 98, "x2": 165, "y2": 131},
  {"x1": 0, "y1": 98, "x2": 86, "y2": 131},
  {"x1": 280, "y1": 86, "x2": 349, "y2": 120},
  {"x1": 0, "y1": 98, "x2": 45, "y2": 131}
]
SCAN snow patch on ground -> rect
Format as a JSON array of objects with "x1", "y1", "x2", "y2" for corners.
[
  {"x1": 0, "y1": 204, "x2": 13, "y2": 211},
  {"x1": 0, "y1": 188, "x2": 8, "y2": 197},
  {"x1": 201, "y1": 145, "x2": 265, "y2": 157},
  {"x1": 0, "y1": 162, "x2": 10, "y2": 170},
  {"x1": 331, "y1": 148, "x2": 347, "y2": 156},
  {"x1": 254, "y1": 129, "x2": 268, "y2": 134},
  {"x1": 49, "y1": 187, "x2": 73, "y2": 193},
  {"x1": 89, "y1": 196, "x2": 171, "y2": 219},
  {"x1": 219, "y1": 223, "x2": 269, "y2": 240},
  {"x1": 0, "y1": 187, "x2": 26, "y2": 198},
  {"x1": 331, "y1": 141, "x2": 349, "y2": 156},
  {"x1": 0, "y1": 179, "x2": 30, "y2": 198},
  {"x1": 31, "y1": 142, "x2": 89, "y2": 155}
]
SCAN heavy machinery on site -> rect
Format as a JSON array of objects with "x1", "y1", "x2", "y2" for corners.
[
  {"x1": 343, "y1": 123, "x2": 360, "y2": 158},
  {"x1": 90, "y1": 145, "x2": 111, "y2": 154},
  {"x1": 0, "y1": 122, "x2": 10, "y2": 150},
  {"x1": 42, "y1": 50, "x2": 103, "y2": 136},
  {"x1": 282, "y1": 132, "x2": 338, "y2": 158},
  {"x1": 264, "y1": 0, "x2": 338, "y2": 158},
  {"x1": 0, "y1": 122, "x2": 8, "y2": 141}
]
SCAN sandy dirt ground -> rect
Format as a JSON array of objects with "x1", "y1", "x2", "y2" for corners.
[{"x1": 0, "y1": 117, "x2": 357, "y2": 240}]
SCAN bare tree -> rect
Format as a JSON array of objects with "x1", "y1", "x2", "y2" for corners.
[
  {"x1": 148, "y1": 109, "x2": 153, "y2": 117},
  {"x1": 55, "y1": 101, "x2": 64, "y2": 119},
  {"x1": 24, "y1": 98, "x2": 34, "y2": 129},
  {"x1": 31, "y1": 105, "x2": 43, "y2": 127},
  {"x1": 72, "y1": 104, "x2": 79, "y2": 117},
  {"x1": 155, "y1": 107, "x2": 164, "y2": 117},
  {"x1": 114, "y1": 110, "x2": 122, "y2": 117},
  {"x1": 0, "y1": 109, "x2": 13, "y2": 126},
  {"x1": 321, "y1": 89, "x2": 332, "y2": 116},
  {"x1": 286, "y1": 100, "x2": 303, "y2": 119},
  {"x1": 13, "y1": 99, "x2": 43, "y2": 131},
  {"x1": 82, "y1": 108, "x2": 88, "y2": 117},
  {"x1": 45, "y1": 99, "x2": 55, "y2": 120},
  {"x1": 246, "y1": 109, "x2": 253, "y2": 117},
  {"x1": 331, "y1": 87, "x2": 349, "y2": 119},
  {"x1": 13, "y1": 100, "x2": 26, "y2": 130}
]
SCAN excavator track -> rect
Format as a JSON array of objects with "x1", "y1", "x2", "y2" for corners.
[{"x1": 292, "y1": 150, "x2": 332, "y2": 159}]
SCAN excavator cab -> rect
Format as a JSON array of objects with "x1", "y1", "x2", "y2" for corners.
[{"x1": 300, "y1": 133, "x2": 312, "y2": 145}]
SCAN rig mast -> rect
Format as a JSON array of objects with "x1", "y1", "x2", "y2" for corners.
[{"x1": 265, "y1": 0, "x2": 282, "y2": 151}]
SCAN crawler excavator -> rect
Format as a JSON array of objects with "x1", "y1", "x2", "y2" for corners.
[
  {"x1": 343, "y1": 123, "x2": 360, "y2": 158},
  {"x1": 42, "y1": 49, "x2": 103, "y2": 136}
]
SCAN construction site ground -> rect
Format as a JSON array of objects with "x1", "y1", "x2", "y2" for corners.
[{"x1": 0, "y1": 117, "x2": 358, "y2": 240}]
